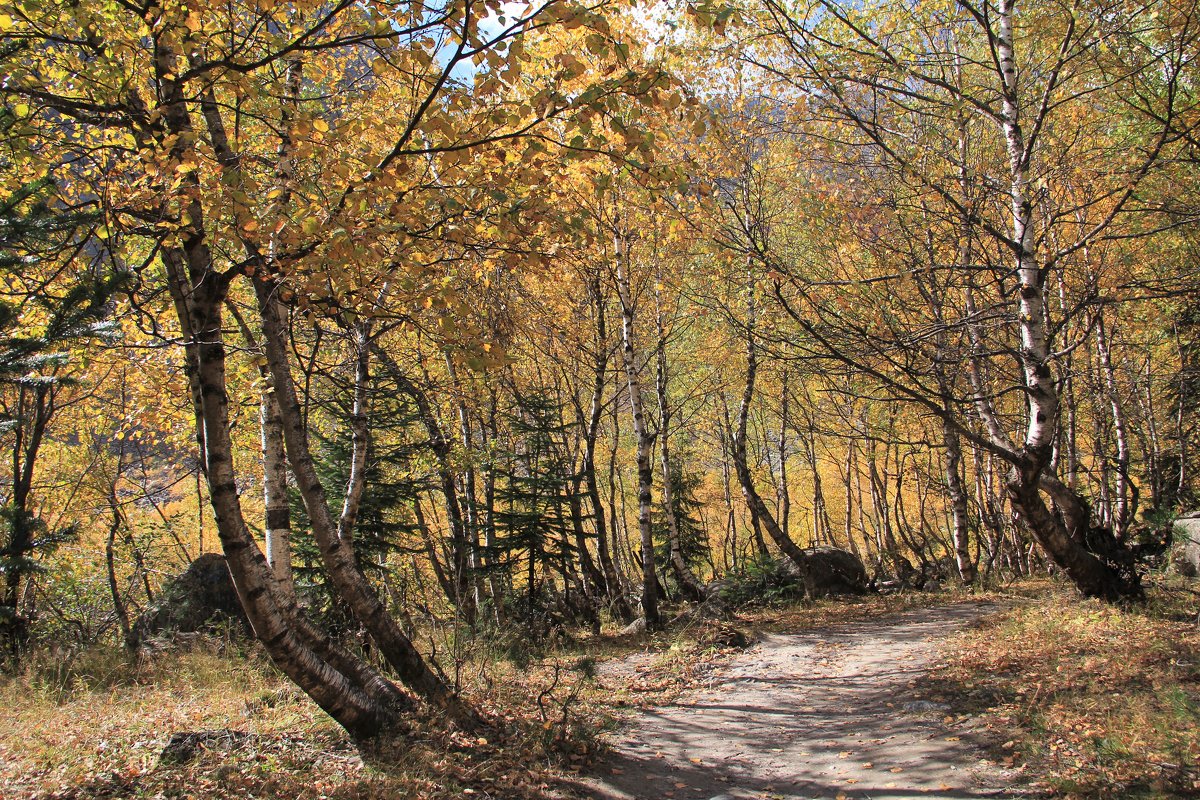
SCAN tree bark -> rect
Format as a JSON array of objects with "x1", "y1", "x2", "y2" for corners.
[
  {"x1": 942, "y1": 415, "x2": 977, "y2": 584},
  {"x1": 253, "y1": 279, "x2": 480, "y2": 726},
  {"x1": 993, "y1": 0, "x2": 1140, "y2": 599},
  {"x1": 444, "y1": 354, "x2": 486, "y2": 615},
  {"x1": 777, "y1": 372, "x2": 792, "y2": 540},
  {"x1": 654, "y1": 274, "x2": 705, "y2": 602},
  {"x1": 105, "y1": 486, "x2": 133, "y2": 648},
  {"x1": 148, "y1": 44, "x2": 406, "y2": 737},
  {"x1": 1095, "y1": 312, "x2": 1132, "y2": 537},
  {"x1": 584, "y1": 281, "x2": 634, "y2": 622},
  {"x1": 175, "y1": 265, "x2": 394, "y2": 738}
]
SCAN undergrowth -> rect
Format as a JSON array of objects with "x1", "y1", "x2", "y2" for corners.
[{"x1": 0, "y1": 611, "x2": 750, "y2": 800}]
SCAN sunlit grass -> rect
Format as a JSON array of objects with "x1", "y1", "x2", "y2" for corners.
[{"x1": 928, "y1": 577, "x2": 1200, "y2": 798}]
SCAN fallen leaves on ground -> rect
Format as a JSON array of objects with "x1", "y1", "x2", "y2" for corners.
[{"x1": 924, "y1": 579, "x2": 1200, "y2": 798}]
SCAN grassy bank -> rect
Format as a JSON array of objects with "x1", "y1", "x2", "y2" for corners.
[{"x1": 928, "y1": 579, "x2": 1200, "y2": 798}]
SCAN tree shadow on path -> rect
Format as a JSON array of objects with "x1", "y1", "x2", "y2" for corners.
[{"x1": 563, "y1": 603, "x2": 1036, "y2": 800}]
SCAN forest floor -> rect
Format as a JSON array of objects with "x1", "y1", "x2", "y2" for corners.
[
  {"x1": 574, "y1": 601, "x2": 1026, "y2": 800},
  {"x1": 1, "y1": 582, "x2": 1197, "y2": 800}
]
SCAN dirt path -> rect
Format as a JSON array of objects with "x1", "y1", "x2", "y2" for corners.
[{"x1": 578, "y1": 603, "x2": 1027, "y2": 800}]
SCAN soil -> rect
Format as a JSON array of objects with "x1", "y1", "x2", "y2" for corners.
[{"x1": 577, "y1": 602, "x2": 1030, "y2": 800}]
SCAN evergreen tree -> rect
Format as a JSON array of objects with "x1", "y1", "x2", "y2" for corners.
[
  {"x1": 0, "y1": 112, "x2": 121, "y2": 650},
  {"x1": 289, "y1": 375, "x2": 428, "y2": 624},
  {"x1": 1163, "y1": 299, "x2": 1200, "y2": 511},
  {"x1": 491, "y1": 392, "x2": 591, "y2": 616},
  {"x1": 652, "y1": 453, "x2": 710, "y2": 592}
]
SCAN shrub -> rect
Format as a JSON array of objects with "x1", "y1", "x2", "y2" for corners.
[{"x1": 718, "y1": 555, "x2": 806, "y2": 608}]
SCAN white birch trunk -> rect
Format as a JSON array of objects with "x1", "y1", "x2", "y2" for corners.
[
  {"x1": 1096, "y1": 313, "x2": 1132, "y2": 537},
  {"x1": 261, "y1": 380, "x2": 295, "y2": 598},
  {"x1": 614, "y1": 230, "x2": 661, "y2": 628},
  {"x1": 654, "y1": 274, "x2": 704, "y2": 601}
]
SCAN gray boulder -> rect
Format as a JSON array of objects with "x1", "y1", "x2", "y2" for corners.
[
  {"x1": 1171, "y1": 513, "x2": 1200, "y2": 577},
  {"x1": 779, "y1": 547, "x2": 869, "y2": 597},
  {"x1": 129, "y1": 553, "x2": 251, "y2": 648}
]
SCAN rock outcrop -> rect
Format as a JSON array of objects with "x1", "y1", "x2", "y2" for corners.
[{"x1": 779, "y1": 547, "x2": 870, "y2": 597}]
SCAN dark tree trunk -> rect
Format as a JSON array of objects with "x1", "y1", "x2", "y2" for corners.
[{"x1": 732, "y1": 278, "x2": 814, "y2": 595}]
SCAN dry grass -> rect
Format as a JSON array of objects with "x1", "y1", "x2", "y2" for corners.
[
  {"x1": 926, "y1": 577, "x2": 1200, "y2": 799},
  {"x1": 0, "y1": 606, "x2": 784, "y2": 800},
  {"x1": 740, "y1": 582, "x2": 1012, "y2": 632},
  {"x1": 0, "y1": 636, "x2": 603, "y2": 800},
  {"x1": 0, "y1": 590, "x2": 934, "y2": 800}
]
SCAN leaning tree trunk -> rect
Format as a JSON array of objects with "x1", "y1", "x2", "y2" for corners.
[
  {"x1": 152, "y1": 48, "x2": 410, "y2": 738},
  {"x1": 257, "y1": 55, "x2": 302, "y2": 601},
  {"x1": 199, "y1": 76, "x2": 481, "y2": 718},
  {"x1": 614, "y1": 231, "x2": 661, "y2": 629},
  {"x1": 991, "y1": 0, "x2": 1140, "y2": 600},
  {"x1": 167, "y1": 253, "x2": 394, "y2": 738},
  {"x1": 253, "y1": 283, "x2": 481, "y2": 726},
  {"x1": 732, "y1": 277, "x2": 814, "y2": 595},
  {"x1": 196, "y1": 77, "x2": 484, "y2": 711}
]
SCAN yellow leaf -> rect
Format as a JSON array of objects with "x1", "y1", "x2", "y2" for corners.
[{"x1": 313, "y1": 119, "x2": 330, "y2": 133}]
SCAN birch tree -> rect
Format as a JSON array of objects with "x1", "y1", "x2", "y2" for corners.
[
  {"x1": 614, "y1": 225, "x2": 662, "y2": 628},
  {"x1": 3, "y1": 0, "x2": 669, "y2": 733},
  {"x1": 742, "y1": 0, "x2": 1199, "y2": 599}
]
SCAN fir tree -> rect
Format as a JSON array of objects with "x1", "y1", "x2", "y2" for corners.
[
  {"x1": 491, "y1": 392, "x2": 591, "y2": 616},
  {"x1": 289, "y1": 374, "x2": 428, "y2": 625},
  {"x1": 0, "y1": 116, "x2": 121, "y2": 649},
  {"x1": 652, "y1": 453, "x2": 711, "y2": 592},
  {"x1": 1162, "y1": 299, "x2": 1200, "y2": 511}
]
